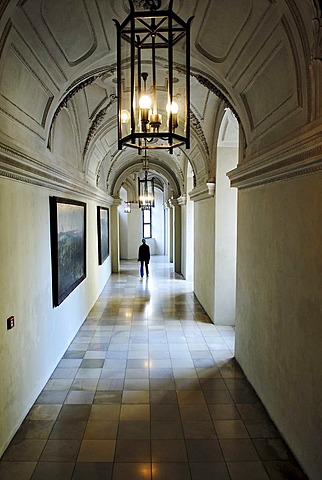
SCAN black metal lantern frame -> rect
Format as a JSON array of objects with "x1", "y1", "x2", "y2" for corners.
[
  {"x1": 124, "y1": 201, "x2": 132, "y2": 213},
  {"x1": 138, "y1": 172, "x2": 155, "y2": 209},
  {"x1": 114, "y1": 0, "x2": 193, "y2": 152}
]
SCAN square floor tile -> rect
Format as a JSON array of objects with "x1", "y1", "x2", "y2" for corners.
[
  {"x1": 112, "y1": 462, "x2": 151, "y2": 480},
  {"x1": 57, "y1": 405, "x2": 91, "y2": 422},
  {"x1": 149, "y1": 379, "x2": 176, "y2": 390},
  {"x1": 236, "y1": 403, "x2": 268, "y2": 420},
  {"x1": 36, "y1": 391, "x2": 68, "y2": 404},
  {"x1": 40, "y1": 439, "x2": 81, "y2": 462},
  {"x1": 0, "y1": 462, "x2": 36, "y2": 480},
  {"x1": 49, "y1": 420, "x2": 87, "y2": 439},
  {"x1": 151, "y1": 421, "x2": 183, "y2": 439},
  {"x1": 76, "y1": 368, "x2": 102, "y2": 379},
  {"x1": 151, "y1": 439, "x2": 187, "y2": 462},
  {"x1": 208, "y1": 404, "x2": 241, "y2": 420},
  {"x1": 185, "y1": 439, "x2": 224, "y2": 462},
  {"x1": 72, "y1": 462, "x2": 113, "y2": 480},
  {"x1": 244, "y1": 419, "x2": 280, "y2": 438},
  {"x1": 151, "y1": 404, "x2": 181, "y2": 421},
  {"x1": 77, "y1": 440, "x2": 116, "y2": 462},
  {"x1": 50, "y1": 368, "x2": 78, "y2": 379},
  {"x1": 63, "y1": 351, "x2": 86, "y2": 360},
  {"x1": 89, "y1": 405, "x2": 121, "y2": 421},
  {"x1": 44, "y1": 379, "x2": 74, "y2": 391},
  {"x1": 122, "y1": 390, "x2": 149, "y2": 404},
  {"x1": 30, "y1": 461, "x2": 75, "y2": 480},
  {"x1": 182, "y1": 420, "x2": 217, "y2": 439},
  {"x1": 97, "y1": 379, "x2": 124, "y2": 391},
  {"x1": 227, "y1": 461, "x2": 270, "y2": 480},
  {"x1": 124, "y1": 379, "x2": 149, "y2": 390},
  {"x1": 2, "y1": 439, "x2": 46, "y2": 462},
  {"x1": 15, "y1": 420, "x2": 54, "y2": 440},
  {"x1": 190, "y1": 462, "x2": 230, "y2": 480},
  {"x1": 64, "y1": 391, "x2": 95, "y2": 405},
  {"x1": 84, "y1": 420, "x2": 118, "y2": 440},
  {"x1": 203, "y1": 390, "x2": 234, "y2": 405},
  {"x1": 58, "y1": 359, "x2": 82, "y2": 368},
  {"x1": 219, "y1": 438, "x2": 260, "y2": 461},
  {"x1": 71, "y1": 379, "x2": 99, "y2": 391},
  {"x1": 177, "y1": 390, "x2": 206, "y2": 405},
  {"x1": 214, "y1": 420, "x2": 249, "y2": 438},
  {"x1": 179, "y1": 405, "x2": 211, "y2": 421},
  {"x1": 94, "y1": 392, "x2": 123, "y2": 405},
  {"x1": 125, "y1": 368, "x2": 149, "y2": 379},
  {"x1": 150, "y1": 391, "x2": 178, "y2": 404},
  {"x1": 152, "y1": 462, "x2": 190, "y2": 480},
  {"x1": 115, "y1": 439, "x2": 150, "y2": 462},
  {"x1": 120, "y1": 405, "x2": 150, "y2": 421},
  {"x1": 117, "y1": 421, "x2": 150, "y2": 439},
  {"x1": 27, "y1": 405, "x2": 61, "y2": 421}
]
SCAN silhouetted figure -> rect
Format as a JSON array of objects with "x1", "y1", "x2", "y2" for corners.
[{"x1": 138, "y1": 239, "x2": 150, "y2": 277}]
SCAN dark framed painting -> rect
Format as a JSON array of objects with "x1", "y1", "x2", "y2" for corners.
[
  {"x1": 50, "y1": 197, "x2": 86, "y2": 307},
  {"x1": 97, "y1": 206, "x2": 109, "y2": 265}
]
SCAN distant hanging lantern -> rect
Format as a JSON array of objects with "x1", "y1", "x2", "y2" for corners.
[
  {"x1": 138, "y1": 171, "x2": 155, "y2": 209},
  {"x1": 114, "y1": 0, "x2": 193, "y2": 152},
  {"x1": 124, "y1": 201, "x2": 132, "y2": 213}
]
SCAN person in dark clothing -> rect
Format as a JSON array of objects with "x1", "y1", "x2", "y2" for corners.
[{"x1": 138, "y1": 239, "x2": 150, "y2": 277}]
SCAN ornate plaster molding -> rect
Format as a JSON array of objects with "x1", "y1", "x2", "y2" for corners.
[
  {"x1": 188, "y1": 183, "x2": 213, "y2": 202},
  {"x1": 83, "y1": 94, "x2": 117, "y2": 158},
  {"x1": 0, "y1": 143, "x2": 113, "y2": 205},
  {"x1": 190, "y1": 109, "x2": 209, "y2": 158},
  {"x1": 111, "y1": 196, "x2": 122, "y2": 207},
  {"x1": 191, "y1": 71, "x2": 241, "y2": 125},
  {"x1": 227, "y1": 128, "x2": 322, "y2": 189},
  {"x1": 177, "y1": 194, "x2": 187, "y2": 206},
  {"x1": 47, "y1": 67, "x2": 116, "y2": 148}
]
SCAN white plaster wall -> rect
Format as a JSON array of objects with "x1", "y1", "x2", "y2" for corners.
[
  {"x1": 153, "y1": 190, "x2": 165, "y2": 255},
  {"x1": 194, "y1": 198, "x2": 215, "y2": 320},
  {"x1": 119, "y1": 203, "x2": 129, "y2": 260},
  {"x1": 235, "y1": 172, "x2": 322, "y2": 480},
  {"x1": 185, "y1": 176, "x2": 195, "y2": 282},
  {"x1": 181, "y1": 203, "x2": 187, "y2": 277},
  {"x1": 181, "y1": 179, "x2": 194, "y2": 281},
  {"x1": 214, "y1": 147, "x2": 237, "y2": 325},
  {"x1": 0, "y1": 178, "x2": 111, "y2": 457},
  {"x1": 121, "y1": 207, "x2": 142, "y2": 259}
]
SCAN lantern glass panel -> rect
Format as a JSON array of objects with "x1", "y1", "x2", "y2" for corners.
[{"x1": 119, "y1": 35, "x2": 131, "y2": 142}]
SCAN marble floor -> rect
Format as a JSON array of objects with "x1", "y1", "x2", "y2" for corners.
[{"x1": 0, "y1": 258, "x2": 307, "y2": 479}]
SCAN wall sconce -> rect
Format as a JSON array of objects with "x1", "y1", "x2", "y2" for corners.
[{"x1": 114, "y1": 1, "x2": 193, "y2": 153}]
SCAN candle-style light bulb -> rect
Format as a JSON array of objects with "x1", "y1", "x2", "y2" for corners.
[
  {"x1": 167, "y1": 101, "x2": 179, "y2": 130},
  {"x1": 121, "y1": 109, "x2": 130, "y2": 124}
]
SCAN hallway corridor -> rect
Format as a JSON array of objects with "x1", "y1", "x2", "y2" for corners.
[{"x1": 0, "y1": 258, "x2": 306, "y2": 480}]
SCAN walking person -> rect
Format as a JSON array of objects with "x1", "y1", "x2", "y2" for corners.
[{"x1": 138, "y1": 239, "x2": 150, "y2": 277}]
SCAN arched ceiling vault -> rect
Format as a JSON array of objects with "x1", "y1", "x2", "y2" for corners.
[
  {"x1": 0, "y1": 0, "x2": 318, "y2": 199},
  {"x1": 109, "y1": 154, "x2": 182, "y2": 199}
]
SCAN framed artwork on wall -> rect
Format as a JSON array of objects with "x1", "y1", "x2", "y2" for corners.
[
  {"x1": 97, "y1": 206, "x2": 109, "y2": 265},
  {"x1": 50, "y1": 197, "x2": 86, "y2": 306}
]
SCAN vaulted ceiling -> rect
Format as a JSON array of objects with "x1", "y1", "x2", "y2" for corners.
[{"x1": 0, "y1": 0, "x2": 319, "y2": 202}]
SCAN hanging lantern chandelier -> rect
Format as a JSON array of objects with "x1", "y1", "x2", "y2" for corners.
[
  {"x1": 138, "y1": 171, "x2": 155, "y2": 209},
  {"x1": 124, "y1": 201, "x2": 132, "y2": 213},
  {"x1": 114, "y1": 0, "x2": 193, "y2": 152}
]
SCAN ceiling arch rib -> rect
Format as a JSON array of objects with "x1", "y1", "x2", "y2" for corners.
[{"x1": 110, "y1": 158, "x2": 182, "y2": 200}]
